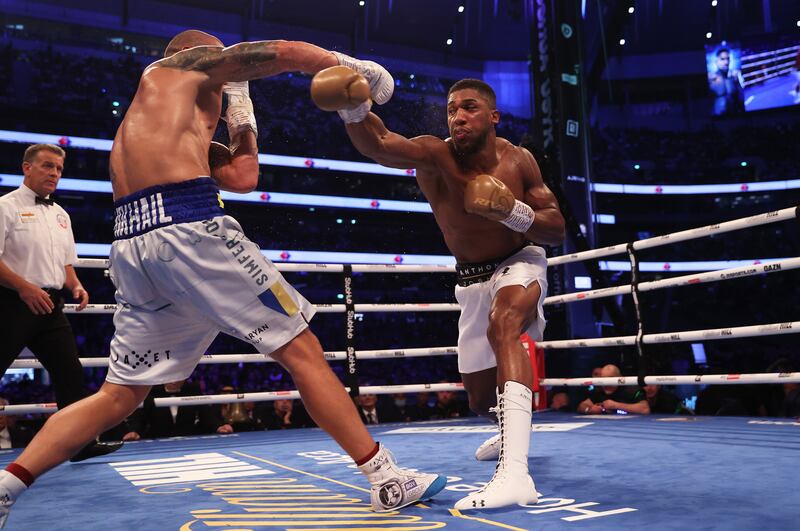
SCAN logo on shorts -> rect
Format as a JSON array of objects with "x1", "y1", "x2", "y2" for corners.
[
  {"x1": 207, "y1": 221, "x2": 272, "y2": 287},
  {"x1": 501, "y1": 267, "x2": 510, "y2": 276},
  {"x1": 112, "y1": 349, "x2": 171, "y2": 369},
  {"x1": 247, "y1": 322, "x2": 270, "y2": 344},
  {"x1": 113, "y1": 192, "x2": 173, "y2": 238}
]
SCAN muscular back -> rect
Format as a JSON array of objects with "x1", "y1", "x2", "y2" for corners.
[
  {"x1": 416, "y1": 137, "x2": 542, "y2": 263},
  {"x1": 110, "y1": 67, "x2": 222, "y2": 199}
]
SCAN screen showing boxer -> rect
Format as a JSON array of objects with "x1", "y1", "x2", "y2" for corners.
[
  {"x1": 706, "y1": 43, "x2": 745, "y2": 116},
  {"x1": 707, "y1": 38, "x2": 800, "y2": 114}
]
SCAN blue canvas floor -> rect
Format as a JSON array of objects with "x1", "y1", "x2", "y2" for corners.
[{"x1": 1, "y1": 413, "x2": 798, "y2": 530}]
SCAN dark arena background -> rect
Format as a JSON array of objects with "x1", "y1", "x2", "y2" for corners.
[{"x1": 0, "y1": 1, "x2": 799, "y2": 529}]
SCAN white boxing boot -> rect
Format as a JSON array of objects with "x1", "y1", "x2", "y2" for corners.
[
  {"x1": 358, "y1": 444, "x2": 447, "y2": 512},
  {"x1": 455, "y1": 381, "x2": 538, "y2": 510},
  {"x1": 475, "y1": 432, "x2": 501, "y2": 461}
]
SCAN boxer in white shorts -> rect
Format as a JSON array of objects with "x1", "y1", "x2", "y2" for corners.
[
  {"x1": 106, "y1": 178, "x2": 316, "y2": 385},
  {"x1": 0, "y1": 30, "x2": 446, "y2": 528},
  {"x1": 329, "y1": 75, "x2": 566, "y2": 509},
  {"x1": 455, "y1": 244, "x2": 548, "y2": 374}
]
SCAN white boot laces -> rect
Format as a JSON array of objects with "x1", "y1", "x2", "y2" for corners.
[{"x1": 477, "y1": 396, "x2": 508, "y2": 494}]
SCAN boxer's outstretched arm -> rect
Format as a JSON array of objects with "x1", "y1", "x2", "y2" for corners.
[
  {"x1": 157, "y1": 40, "x2": 337, "y2": 83},
  {"x1": 345, "y1": 113, "x2": 438, "y2": 170}
]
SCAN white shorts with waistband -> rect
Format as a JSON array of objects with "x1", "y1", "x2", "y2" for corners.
[
  {"x1": 454, "y1": 245, "x2": 548, "y2": 374},
  {"x1": 106, "y1": 215, "x2": 315, "y2": 385}
]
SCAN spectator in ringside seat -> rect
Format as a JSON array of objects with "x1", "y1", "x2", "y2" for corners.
[
  {"x1": 644, "y1": 385, "x2": 686, "y2": 415},
  {"x1": 577, "y1": 364, "x2": 650, "y2": 415}
]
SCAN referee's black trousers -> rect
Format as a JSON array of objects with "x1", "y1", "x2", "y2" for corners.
[{"x1": 0, "y1": 287, "x2": 86, "y2": 409}]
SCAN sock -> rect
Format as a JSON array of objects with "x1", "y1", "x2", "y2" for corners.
[
  {"x1": 0, "y1": 468, "x2": 31, "y2": 504},
  {"x1": 354, "y1": 442, "x2": 380, "y2": 466},
  {"x1": 4, "y1": 464, "x2": 33, "y2": 488}
]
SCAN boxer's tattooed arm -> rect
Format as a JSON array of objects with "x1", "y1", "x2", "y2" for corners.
[
  {"x1": 158, "y1": 42, "x2": 279, "y2": 81},
  {"x1": 158, "y1": 46, "x2": 226, "y2": 72}
]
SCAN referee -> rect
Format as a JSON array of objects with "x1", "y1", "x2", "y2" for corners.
[{"x1": 0, "y1": 143, "x2": 121, "y2": 461}]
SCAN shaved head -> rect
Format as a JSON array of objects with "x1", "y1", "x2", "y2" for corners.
[
  {"x1": 600, "y1": 364, "x2": 621, "y2": 378},
  {"x1": 164, "y1": 30, "x2": 223, "y2": 57}
]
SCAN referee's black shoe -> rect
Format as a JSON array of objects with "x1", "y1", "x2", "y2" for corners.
[{"x1": 69, "y1": 441, "x2": 124, "y2": 463}]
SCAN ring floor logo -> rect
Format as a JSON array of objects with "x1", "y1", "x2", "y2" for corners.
[{"x1": 110, "y1": 451, "x2": 447, "y2": 530}]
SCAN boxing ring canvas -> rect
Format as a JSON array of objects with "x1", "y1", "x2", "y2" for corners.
[{"x1": 1, "y1": 412, "x2": 796, "y2": 530}]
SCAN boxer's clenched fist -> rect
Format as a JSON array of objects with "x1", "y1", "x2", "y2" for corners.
[
  {"x1": 311, "y1": 65, "x2": 372, "y2": 123},
  {"x1": 464, "y1": 174, "x2": 535, "y2": 233},
  {"x1": 310, "y1": 65, "x2": 371, "y2": 111}
]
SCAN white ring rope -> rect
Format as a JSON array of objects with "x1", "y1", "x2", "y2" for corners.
[
  {"x1": 538, "y1": 320, "x2": 800, "y2": 349},
  {"x1": 75, "y1": 259, "x2": 458, "y2": 273},
  {"x1": 0, "y1": 383, "x2": 465, "y2": 416},
  {"x1": 547, "y1": 207, "x2": 796, "y2": 266},
  {"x1": 6, "y1": 371, "x2": 800, "y2": 415},
  {"x1": 63, "y1": 302, "x2": 461, "y2": 314},
  {"x1": 544, "y1": 256, "x2": 799, "y2": 306},
  {"x1": 542, "y1": 373, "x2": 800, "y2": 386},
  {"x1": 64, "y1": 251, "x2": 800, "y2": 314},
  {"x1": 75, "y1": 208, "x2": 797, "y2": 271},
  {"x1": 8, "y1": 347, "x2": 459, "y2": 370},
  {"x1": 64, "y1": 253, "x2": 797, "y2": 314}
]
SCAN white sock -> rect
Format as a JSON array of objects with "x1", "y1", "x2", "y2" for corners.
[{"x1": 357, "y1": 444, "x2": 394, "y2": 484}]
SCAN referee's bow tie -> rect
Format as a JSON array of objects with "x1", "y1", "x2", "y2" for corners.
[{"x1": 35, "y1": 196, "x2": 54, "y2": 206}]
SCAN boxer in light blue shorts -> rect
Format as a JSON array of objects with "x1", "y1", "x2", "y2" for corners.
[{"x1": 107, "y1": 177, "x2": 315, "y2": 384}]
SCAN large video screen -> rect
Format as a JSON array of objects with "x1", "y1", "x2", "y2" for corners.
[{"x1": 706, "y1": 39, "x2": 800, "y2": 115}]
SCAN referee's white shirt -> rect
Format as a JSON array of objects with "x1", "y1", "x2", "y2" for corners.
[{"x1": 0, "y1": 183, "x2": 78, "y2": 289}]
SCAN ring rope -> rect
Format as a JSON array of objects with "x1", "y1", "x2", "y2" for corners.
[
  {"x1": 6, "y1": 372, "x2": 800, "y2": 416},
  {"x1": 545, "y1": 256, "x2": 800, "y2": 306},
  {"x1": 542, "y1": 372, "x2": 800, "y2": 387},
  {"x1": 8, "y1": 347, "x2": 459, "y2": 370},
  {"x1": 75, "y1": 207, "x2": 798, "y2": 272},
  {"x1": 538, "y1": 320, "x2": 800, "y2": 349},
  {"x1": 0, "y1": 382, "x2": 466, "y2": 416},
  {"x1": 546, "y1": 206, "x2": 796, "y2": 266},
  {"x1": 62, "y1": 302, "x2": 462, "y2": 314},
  {"x1": 63, "y1": 256, "x2": 800, "y2": 316}
]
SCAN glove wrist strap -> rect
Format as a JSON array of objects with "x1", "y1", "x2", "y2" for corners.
[
  {"x1": 332, "y1": 51, "x2": 357, "y2": 69},
  {"x1": 500, "y1": 200, "x2": 535, "y2": 233},
  {"x1": 338, "y1": 100, "x2": 372, "y2": 124}
]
